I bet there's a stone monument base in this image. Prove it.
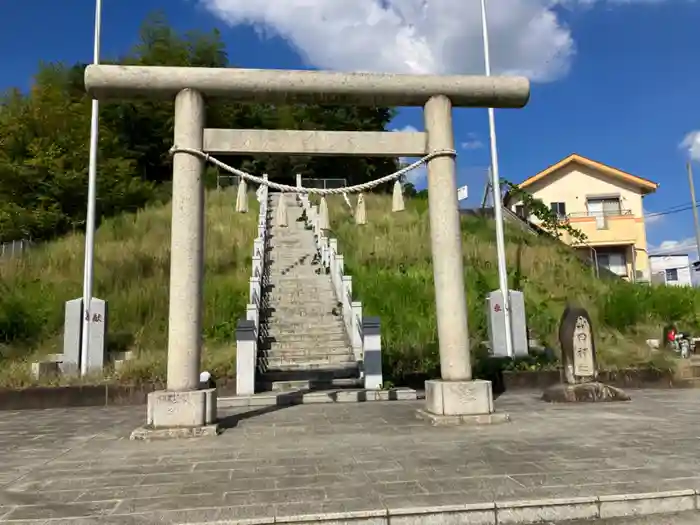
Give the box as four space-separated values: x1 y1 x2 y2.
130 388 219 441
542 382 631 403
416 379 510 426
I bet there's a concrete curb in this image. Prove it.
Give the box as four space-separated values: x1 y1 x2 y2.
219 388 419 408
179 489 699 525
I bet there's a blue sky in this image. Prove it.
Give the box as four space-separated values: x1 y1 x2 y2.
1 0 699 255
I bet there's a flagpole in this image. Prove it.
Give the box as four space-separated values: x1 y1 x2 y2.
80 0 103 376
480 0 514 359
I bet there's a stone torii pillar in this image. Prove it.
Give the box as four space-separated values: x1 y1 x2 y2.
84 64 530 436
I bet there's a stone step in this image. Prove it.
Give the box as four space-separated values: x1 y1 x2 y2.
268 332 347 343
269 286 335 294
271 293 336 301
268 299 338 307
272 293 337 300
273 298 338 305
266 378 362 393
260 358 358 371
266 332 348 342
271 298 339 305
271 308 340 317
266 318 345 328
264 353 354 364
269 276 330 282
270 279 331 284
269 255 320 261
265 345 352 356
268 319 343 328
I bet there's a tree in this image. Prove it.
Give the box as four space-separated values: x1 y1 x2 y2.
502 180 587 243
0 12 401 243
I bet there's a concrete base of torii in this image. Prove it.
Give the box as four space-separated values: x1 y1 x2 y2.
130 389 219 441
416 379 510 426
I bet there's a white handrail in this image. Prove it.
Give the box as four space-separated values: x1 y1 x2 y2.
248 183 269 333
238 181 270 396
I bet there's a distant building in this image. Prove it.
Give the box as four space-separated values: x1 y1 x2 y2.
649 254 693 287
504 153 659 282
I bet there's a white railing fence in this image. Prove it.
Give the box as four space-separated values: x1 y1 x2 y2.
236 180 269 395
0 239 33 259
298 192 383 389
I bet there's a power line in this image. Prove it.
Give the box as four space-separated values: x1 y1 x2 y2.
645 201 698 219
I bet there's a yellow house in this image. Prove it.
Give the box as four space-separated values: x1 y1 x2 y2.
506 154 659 281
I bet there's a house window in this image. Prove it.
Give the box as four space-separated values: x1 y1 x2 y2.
550 202 567 219
586 197 622 217
597 252 627 277
666 268 679 282
515 205 526 218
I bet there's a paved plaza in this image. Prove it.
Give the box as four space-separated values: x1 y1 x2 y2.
1 389 700 524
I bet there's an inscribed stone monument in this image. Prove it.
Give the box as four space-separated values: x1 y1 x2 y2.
542 305 630 403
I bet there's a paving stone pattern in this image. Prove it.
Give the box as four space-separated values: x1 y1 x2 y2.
1 390 700 523
261 194 357 374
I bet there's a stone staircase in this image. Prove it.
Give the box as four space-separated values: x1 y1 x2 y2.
257 193 360 391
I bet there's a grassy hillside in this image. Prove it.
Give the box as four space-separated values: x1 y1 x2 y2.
1 190 697 387
326 194 698 381
0 188 257 387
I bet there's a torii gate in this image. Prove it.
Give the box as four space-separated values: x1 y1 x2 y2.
84 64 530 437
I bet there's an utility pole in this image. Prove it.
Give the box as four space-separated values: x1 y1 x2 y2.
480 0 514 358
80 0 103 376
687 161 700 262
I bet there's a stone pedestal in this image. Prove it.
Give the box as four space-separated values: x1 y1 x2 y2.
130 388 219 440
416 379 509 426
542 382 631 403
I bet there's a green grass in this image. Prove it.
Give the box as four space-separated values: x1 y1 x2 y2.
1 190 697 388
323 193 697 382
0 188 257 387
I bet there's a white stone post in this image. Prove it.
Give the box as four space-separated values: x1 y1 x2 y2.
363 317 383 390
252 254 262 278
420 95 496 423
329 239 338 295
351 301 363 362
341 275 352 336
335 255 345 301
249 276 260 306
321 237 329 267
236 319 256 396
246 303 259 333
254 238 263 258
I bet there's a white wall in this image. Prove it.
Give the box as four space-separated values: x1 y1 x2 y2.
649 255 693 287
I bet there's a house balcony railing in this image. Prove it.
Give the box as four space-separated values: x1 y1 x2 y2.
566 209 635 231
567 209 634 219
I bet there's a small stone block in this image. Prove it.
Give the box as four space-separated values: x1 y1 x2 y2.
416 409 510 426
424 379 494 416
394 388 418 401
542 382 631 403
146 388 217 428
31 361 60 380
130 423 220 441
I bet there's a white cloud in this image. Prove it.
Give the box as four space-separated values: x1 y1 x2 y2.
650 237 698 256
393 125 420 133
391 126 426 184
680 131 700 161
462 132 484 150
201 0 677 82
644 208 663 225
